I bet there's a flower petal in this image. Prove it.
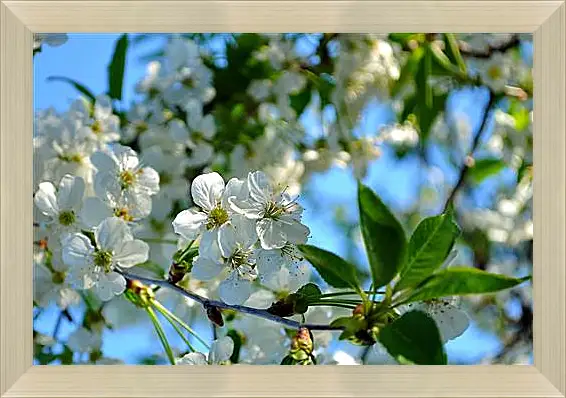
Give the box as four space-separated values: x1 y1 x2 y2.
191 256 224 281
256 219 286 250
34 182 59 218
209 336 234 364
136 167 160 196
176 352 208 365
172 209 207 240
94 271 126 301
79 197 113 229
91 151 118 174
95 217 133 252
57 174 85 211
191 172 224 211
218 273 252 305
62 233 95 267
247 171 271 204
114 239 150 268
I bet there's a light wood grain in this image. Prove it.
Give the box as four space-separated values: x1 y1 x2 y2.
3 366 564 398
0 2 33 396
0 0 565 397
2 1 560 32
533 3 566 395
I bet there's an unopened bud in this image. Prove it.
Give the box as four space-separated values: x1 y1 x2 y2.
205 304 224 327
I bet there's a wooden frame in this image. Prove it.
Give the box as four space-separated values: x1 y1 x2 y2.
1 1 564 397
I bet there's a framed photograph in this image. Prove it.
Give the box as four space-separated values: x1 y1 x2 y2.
1 1 564 397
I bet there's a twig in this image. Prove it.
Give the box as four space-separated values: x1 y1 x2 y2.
118 270 344 332
459 34 521 59
443 91 496 212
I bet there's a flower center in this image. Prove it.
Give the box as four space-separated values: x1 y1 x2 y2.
119 170 137 189
114 207 134 222
93 250 113 273
228 248 254 270
206 207 229 230
135 122 148 134
487 65 502 80
182 76 195 88
58 153 83 164
58 210 76 226
91 120 103 135
51 271 66 284
264 201 284 219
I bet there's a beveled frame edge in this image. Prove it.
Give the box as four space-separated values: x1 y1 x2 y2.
0 1 564 397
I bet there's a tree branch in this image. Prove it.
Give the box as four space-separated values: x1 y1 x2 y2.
443 91 496 212
459 34 521 59
118 270 344 332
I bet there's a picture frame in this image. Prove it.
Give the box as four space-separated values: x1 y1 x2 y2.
1 1 564 397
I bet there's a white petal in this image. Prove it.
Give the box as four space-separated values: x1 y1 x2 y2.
428 303 470 342
191 172 224 211
114 239 149 268
136 167 160 195
34 182 59 217
221 178 248 209
172 209 207 240
177 352 208 365
62 233 95 267
186 142 214 167
247 171 272 204
91 151 118 174
209 336 234 364
257 219 286 250
114 145 140 170
231 214 258 247
94 172 122 201
217 224 238 258
199 229 218 256
57 175 85 211
94 94 113 120
280 217 310 245
169 119 190 143
218 273 252 305
256 249 285 276
126 192 152 220
94 272 126 301
79 197 113 228
229 198 264 219
95 217 133 252
191 256 224 281
200 114 216 139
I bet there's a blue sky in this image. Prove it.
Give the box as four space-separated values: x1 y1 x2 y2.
34 34 509 364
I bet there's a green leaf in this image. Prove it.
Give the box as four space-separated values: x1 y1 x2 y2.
358 184 407 289
298 245 360 290
468 158 507 184
391 47 424 98
379 310 446 365
405 268 530 303
46 76 96 103
289 86 312 116
443 33 467 73
396 213 460 291
296 283 322 302
107 34 129 101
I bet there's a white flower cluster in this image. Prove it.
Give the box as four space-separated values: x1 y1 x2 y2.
34 95 161 302
172 171 310 305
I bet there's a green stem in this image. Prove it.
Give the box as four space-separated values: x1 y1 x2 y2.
152 300 210 350
143 238 179 245
145 306 176 365
152 301 196 353
310 302 357 310
319 290 385 299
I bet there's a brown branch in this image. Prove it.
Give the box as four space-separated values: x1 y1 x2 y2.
443 91 496 212
118 269 344 332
